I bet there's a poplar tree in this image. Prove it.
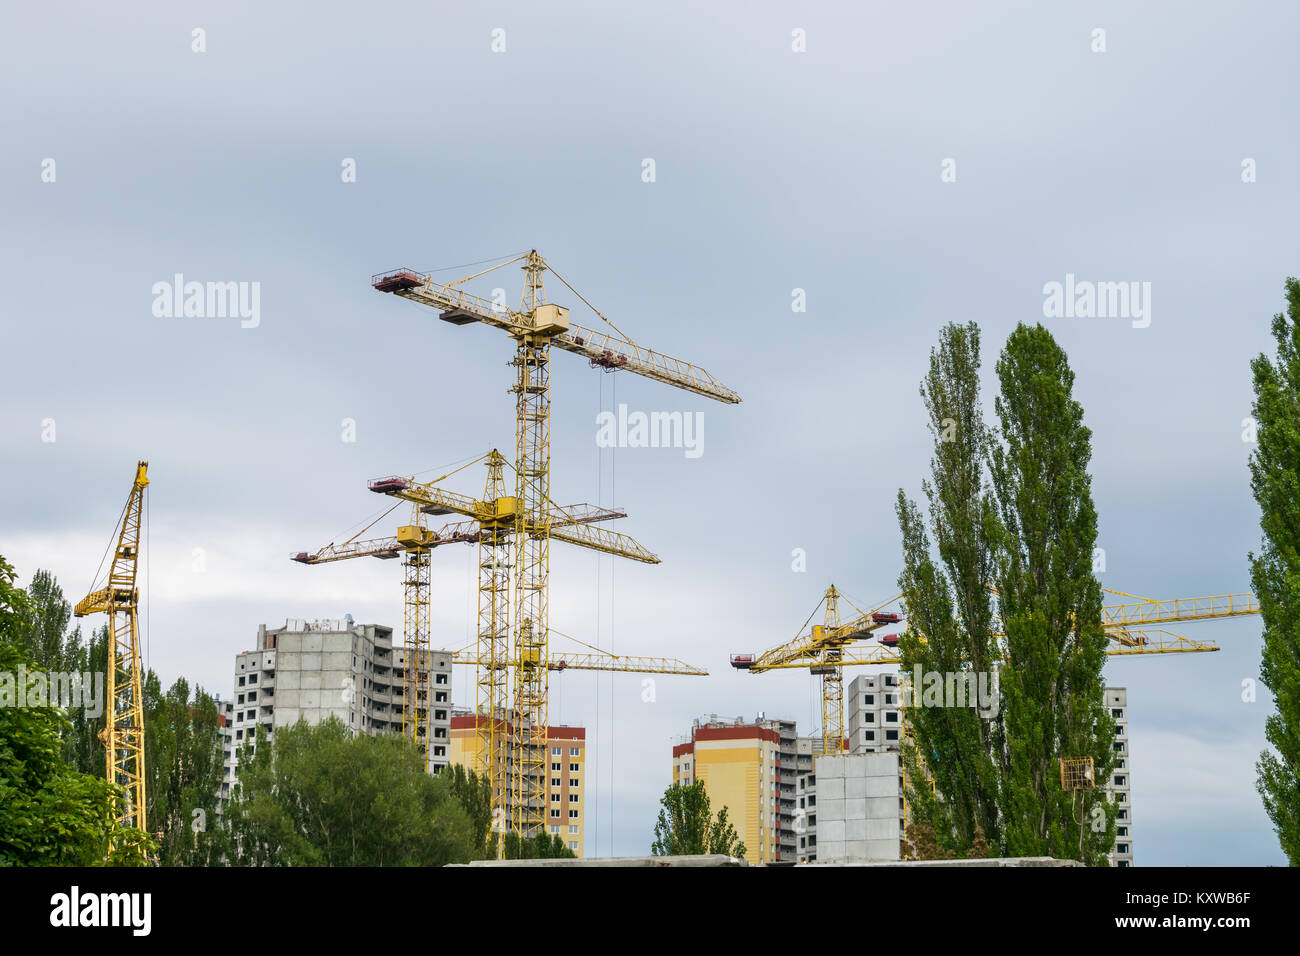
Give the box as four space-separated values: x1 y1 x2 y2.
988 323 1115 864
1247 277 1300 864
896 321 1001 856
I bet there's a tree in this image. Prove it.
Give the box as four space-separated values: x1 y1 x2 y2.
0 555 153 865
650 781 746 858
145 676 229 866
895 321 1003 857
499 827 575 860
1248 276 1300 864
0 635 126 864
223 717 476 866
988 323 1116 864
444 763 496 859
19 569 75 670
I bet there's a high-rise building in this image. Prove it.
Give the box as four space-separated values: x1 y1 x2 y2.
797 752 903 863
846 671 905 754
448 711 587 857
217 618 452 811
671 714 800 863
837 671 1132 866
1105 686 1133 867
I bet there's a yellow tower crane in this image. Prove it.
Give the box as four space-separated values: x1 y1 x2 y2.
292 503 477 768
372 253 740 841
74 461 150 836
735 585 1260 755
293 450 634 783
366 449 660 833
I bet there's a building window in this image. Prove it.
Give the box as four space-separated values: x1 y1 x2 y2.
238 676 245 687
435 674 447 684
885 711 898 722
550 809 561 819
1118 827 1128 837
569 746 580 756
568 842 578 851
864 694 874 705
1117 843 1129 853
569 810 579 819
550 826 560 834
248 691 257 701
569 778 579 789
552 747 561 756
865 731 875 741
1111 708 1123 718
248 674 257 684
551 778 560 788
569 793 578 803
237 694 245 705
886 730 899 741
864 713 875 723
569 825 579 834
1115 775 1126 786
569 762 579 772
551 793 560 803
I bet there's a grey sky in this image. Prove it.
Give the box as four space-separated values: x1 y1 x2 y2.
2 0 1295 863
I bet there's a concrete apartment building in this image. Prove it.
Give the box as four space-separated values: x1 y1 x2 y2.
846 672 905 754
797 752 903 863
1106 687 1134 867
448 711 587 857
797 673 1132 866
671 714 800 863
216 618 452 811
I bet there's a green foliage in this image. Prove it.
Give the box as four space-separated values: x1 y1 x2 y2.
499 827 576 860
988 323 1116 865
145 676 228 866
896 324 1117 865
19 569 74 670
444 763 496 859
0 637 119 865
223 717 476 866
895 321 1003 857
1248 277 1300 865
651 781 746 858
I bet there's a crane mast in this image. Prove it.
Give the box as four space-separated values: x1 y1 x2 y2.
74 461 149 836
372 250 740 845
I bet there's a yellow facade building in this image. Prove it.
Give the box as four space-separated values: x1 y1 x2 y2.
450 713 586 857
672 715 801 863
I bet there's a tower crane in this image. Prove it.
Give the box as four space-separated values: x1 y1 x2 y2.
372 252 740 840
74 461 149 836
291 502 476 769
366 449 659 830
296 450 627 785
734 584 1259 756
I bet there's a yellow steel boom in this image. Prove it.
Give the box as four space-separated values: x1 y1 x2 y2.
75 461 149 837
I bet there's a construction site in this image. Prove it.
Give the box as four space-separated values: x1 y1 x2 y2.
51 251 1269 868
3 7 1293 908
